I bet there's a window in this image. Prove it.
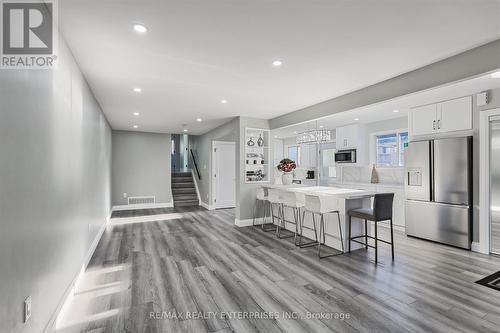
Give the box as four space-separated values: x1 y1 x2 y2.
287 146 300 165
320 147 337 178
376 131 408 167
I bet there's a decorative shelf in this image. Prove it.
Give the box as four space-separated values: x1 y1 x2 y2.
244 127 270 183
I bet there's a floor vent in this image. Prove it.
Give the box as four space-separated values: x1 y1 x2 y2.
128 196 156 205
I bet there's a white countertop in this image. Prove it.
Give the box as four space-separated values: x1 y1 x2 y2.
262 184 380 199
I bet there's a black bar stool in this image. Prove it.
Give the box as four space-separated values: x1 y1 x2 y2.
347 193 394 264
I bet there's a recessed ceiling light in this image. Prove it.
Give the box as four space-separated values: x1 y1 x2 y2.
133 125 138 129
319 125 324 128
183 129 188 132
491 71 500 78
133 87 142 93
133 112 140 116
293 131 298 134
354 118 359 121
272 59 283 67
274 135 278 138
196 118 202 122
132 23 148 33
393 109 400 113
220 99 228 104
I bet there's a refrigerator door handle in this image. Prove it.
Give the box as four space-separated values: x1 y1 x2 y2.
430 140 435 202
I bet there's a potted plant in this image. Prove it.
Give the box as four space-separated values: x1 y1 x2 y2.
277 158 296 185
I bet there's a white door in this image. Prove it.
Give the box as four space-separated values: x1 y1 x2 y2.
213 141 236 208
438 96 472 133
409 104 437 136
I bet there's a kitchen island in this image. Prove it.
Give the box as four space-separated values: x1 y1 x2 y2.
262 185 384 252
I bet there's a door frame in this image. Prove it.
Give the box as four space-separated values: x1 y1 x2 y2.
479 108 500 254
211 141 236 209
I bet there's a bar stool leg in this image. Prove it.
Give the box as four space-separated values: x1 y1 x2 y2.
374 221 378 265
390 218 394 261
336 212 344 253
293 207 300 246
348 215 351 253
298 210 319 248
252 199 259 227
275 204 283 237
262 200 268 225
317 213 324 258
365 219 368 249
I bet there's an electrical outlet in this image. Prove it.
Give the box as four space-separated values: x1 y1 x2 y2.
24 296 32 323
123 192 127 199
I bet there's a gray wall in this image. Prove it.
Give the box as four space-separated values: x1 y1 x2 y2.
112 131 172 206
189 118 238 206
473 88 500 242
0 39 112 332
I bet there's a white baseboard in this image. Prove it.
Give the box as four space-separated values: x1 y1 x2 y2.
200 201 215 210
471 241 487 254
235 218 258 227
111 201 174 211
46 211 111 333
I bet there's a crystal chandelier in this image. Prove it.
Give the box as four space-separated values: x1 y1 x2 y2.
296 129 332 144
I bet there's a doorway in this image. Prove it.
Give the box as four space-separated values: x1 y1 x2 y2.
212 141 236 208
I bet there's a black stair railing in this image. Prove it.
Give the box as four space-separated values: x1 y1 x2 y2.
190 149 201 180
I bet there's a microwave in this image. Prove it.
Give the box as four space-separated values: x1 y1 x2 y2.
335 149 356 163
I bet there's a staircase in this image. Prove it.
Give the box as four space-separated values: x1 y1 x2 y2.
172 172 199 207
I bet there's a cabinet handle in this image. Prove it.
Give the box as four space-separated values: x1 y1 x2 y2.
433 120 436 130
438 119 441 129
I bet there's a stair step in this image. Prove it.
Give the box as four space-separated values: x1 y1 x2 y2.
172 172 192 177
172 187 196 194
172 182 194 188
174 200 199 207
173 194 198 201
172 176 193 183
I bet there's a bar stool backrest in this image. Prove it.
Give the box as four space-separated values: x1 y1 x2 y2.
267 188 282 204
305 194 321 213
373 193 394 221
256 187 266 200
295 192 306 208
281 191 299 207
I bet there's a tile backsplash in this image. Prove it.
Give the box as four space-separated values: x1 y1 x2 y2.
340 165 404 185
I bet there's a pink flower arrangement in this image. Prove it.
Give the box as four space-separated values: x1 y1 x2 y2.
277 158 296 173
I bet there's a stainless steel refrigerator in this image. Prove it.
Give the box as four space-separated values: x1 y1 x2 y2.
405 137 472 249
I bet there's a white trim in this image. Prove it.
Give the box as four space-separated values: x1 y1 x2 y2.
235 218 256 227
200 201 215 210
47 210 112 333
479 108 500 254
471 242 482 253
191 169 202 205
111 202 173 211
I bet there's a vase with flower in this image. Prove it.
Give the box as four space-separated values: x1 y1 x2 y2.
277 158 296 185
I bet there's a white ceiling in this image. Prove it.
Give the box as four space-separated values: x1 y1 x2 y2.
59 0 500 135
272 73 500 139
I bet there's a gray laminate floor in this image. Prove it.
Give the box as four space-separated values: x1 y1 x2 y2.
56 207 500 333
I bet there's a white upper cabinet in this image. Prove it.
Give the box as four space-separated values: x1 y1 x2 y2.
335 124 364 150
409 104 437 136
409 96 472 137
438 96 472 133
